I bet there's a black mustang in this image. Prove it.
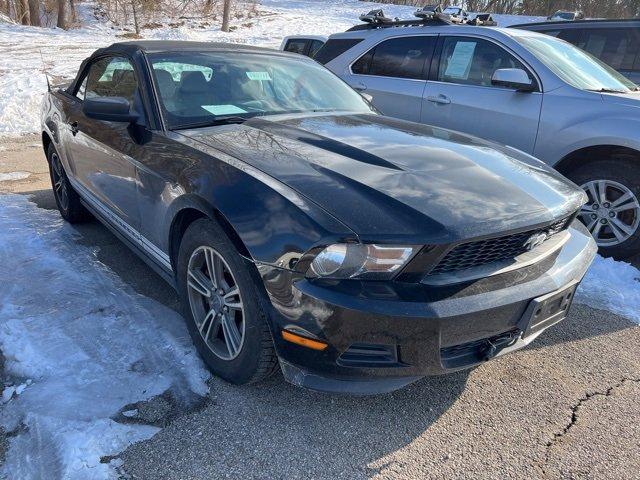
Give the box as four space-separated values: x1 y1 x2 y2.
41 41 596 394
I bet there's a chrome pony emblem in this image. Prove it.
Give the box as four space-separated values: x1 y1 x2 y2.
524 232 547 251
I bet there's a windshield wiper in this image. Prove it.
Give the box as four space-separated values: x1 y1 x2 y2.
586 88 628 93
173 116 253 131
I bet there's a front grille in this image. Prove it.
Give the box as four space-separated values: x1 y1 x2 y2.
429 216 571 276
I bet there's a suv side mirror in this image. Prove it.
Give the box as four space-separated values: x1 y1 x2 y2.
82 96 139 123
491 68 535 92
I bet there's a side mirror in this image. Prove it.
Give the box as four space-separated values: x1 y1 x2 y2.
491 68 535 92
82 96 138 123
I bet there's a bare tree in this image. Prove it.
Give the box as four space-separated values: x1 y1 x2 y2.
57 0 66 28
221 0 231 32
69 0 77 23
131 0 139 34
28 0 39 26
15 0 30 24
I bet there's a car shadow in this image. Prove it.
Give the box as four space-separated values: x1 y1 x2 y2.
21 188 180 311
122 366 472 478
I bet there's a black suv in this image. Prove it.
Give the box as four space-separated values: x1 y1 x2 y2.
512 19 640 84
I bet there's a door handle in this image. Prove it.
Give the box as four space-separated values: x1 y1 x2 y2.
69 121 79 136
353 82 367 92
426 95 451 105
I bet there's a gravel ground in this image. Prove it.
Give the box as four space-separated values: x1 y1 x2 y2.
1 135 639 479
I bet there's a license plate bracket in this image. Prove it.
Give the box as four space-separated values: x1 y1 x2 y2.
520 283 577 338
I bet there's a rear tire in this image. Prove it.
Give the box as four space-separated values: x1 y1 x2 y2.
567 156 640 260
46 143 91 223
176 218 278 384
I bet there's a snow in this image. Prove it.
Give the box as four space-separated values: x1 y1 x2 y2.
576 254 640 324
0 171 31 181
0 194 210 480
0 0 542 136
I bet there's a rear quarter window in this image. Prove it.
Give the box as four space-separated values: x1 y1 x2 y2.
314 38 363 65
351 36 435 80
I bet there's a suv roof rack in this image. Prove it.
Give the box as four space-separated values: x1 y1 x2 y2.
347 8 452 31
467 13 497 26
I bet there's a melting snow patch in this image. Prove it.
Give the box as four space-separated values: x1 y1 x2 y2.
576 254 640 324
0 171 30 182
0 194 209 480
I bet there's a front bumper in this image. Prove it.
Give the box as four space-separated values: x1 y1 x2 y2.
258 221 597 394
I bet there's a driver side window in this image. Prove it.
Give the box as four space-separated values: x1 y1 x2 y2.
437 37 530 88
78 56 139 103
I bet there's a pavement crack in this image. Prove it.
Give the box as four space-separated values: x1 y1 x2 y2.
545 377 640 459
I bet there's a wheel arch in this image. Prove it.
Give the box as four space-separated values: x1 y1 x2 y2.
42 131 53 160
167 196 252 274
554 144 640 176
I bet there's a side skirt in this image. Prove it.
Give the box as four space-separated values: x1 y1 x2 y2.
67 177 177 290
80 199 177 289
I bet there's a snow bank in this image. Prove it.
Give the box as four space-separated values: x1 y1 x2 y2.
0 195 209 479
0 0 541 136
576 255 640 324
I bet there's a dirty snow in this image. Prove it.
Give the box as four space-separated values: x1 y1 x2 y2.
0 171 30 181
0 195 209 479
576 254 640 324
0 0 543 136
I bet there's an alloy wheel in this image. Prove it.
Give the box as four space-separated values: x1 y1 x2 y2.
186 246 245 360
579 179 640 246
51 152 70 211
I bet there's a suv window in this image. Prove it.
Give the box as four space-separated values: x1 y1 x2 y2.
352 36 435 80
314 38 363 65
284 39 308 55
81 56 139 103
308 40 324 58
437 37 529 87
577 28 640 71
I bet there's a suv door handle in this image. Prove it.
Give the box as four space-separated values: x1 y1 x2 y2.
426 95 451 105
353 82 367 92
69 121 79 136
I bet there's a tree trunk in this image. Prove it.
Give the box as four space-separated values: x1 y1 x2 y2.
16 0 30 24
69 0 77 23
28 0 39 26
57 0 66 29
221 0 231 32
131 0 139 35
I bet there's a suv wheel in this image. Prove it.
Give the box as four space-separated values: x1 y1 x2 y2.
176 219 278 384
47 143 91 223
569 157 640 259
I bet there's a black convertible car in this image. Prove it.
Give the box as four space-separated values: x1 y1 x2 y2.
41 41 596 394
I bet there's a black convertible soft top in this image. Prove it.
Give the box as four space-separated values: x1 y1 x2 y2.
94 40 280 57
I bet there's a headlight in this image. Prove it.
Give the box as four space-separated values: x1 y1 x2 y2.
307 244 417 280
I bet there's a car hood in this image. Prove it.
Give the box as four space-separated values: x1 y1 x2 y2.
600 90 640 108
180 113 585 244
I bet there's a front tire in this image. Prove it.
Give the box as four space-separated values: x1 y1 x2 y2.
46 143 91 223
176 219 278 384
568 157 640 259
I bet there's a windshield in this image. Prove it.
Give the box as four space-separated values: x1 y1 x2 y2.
148 51 373 129
551 12 574 20
444 7 461 14
516 34 637 92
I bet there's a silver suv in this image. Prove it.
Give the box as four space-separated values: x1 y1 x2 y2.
309 19 640 259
